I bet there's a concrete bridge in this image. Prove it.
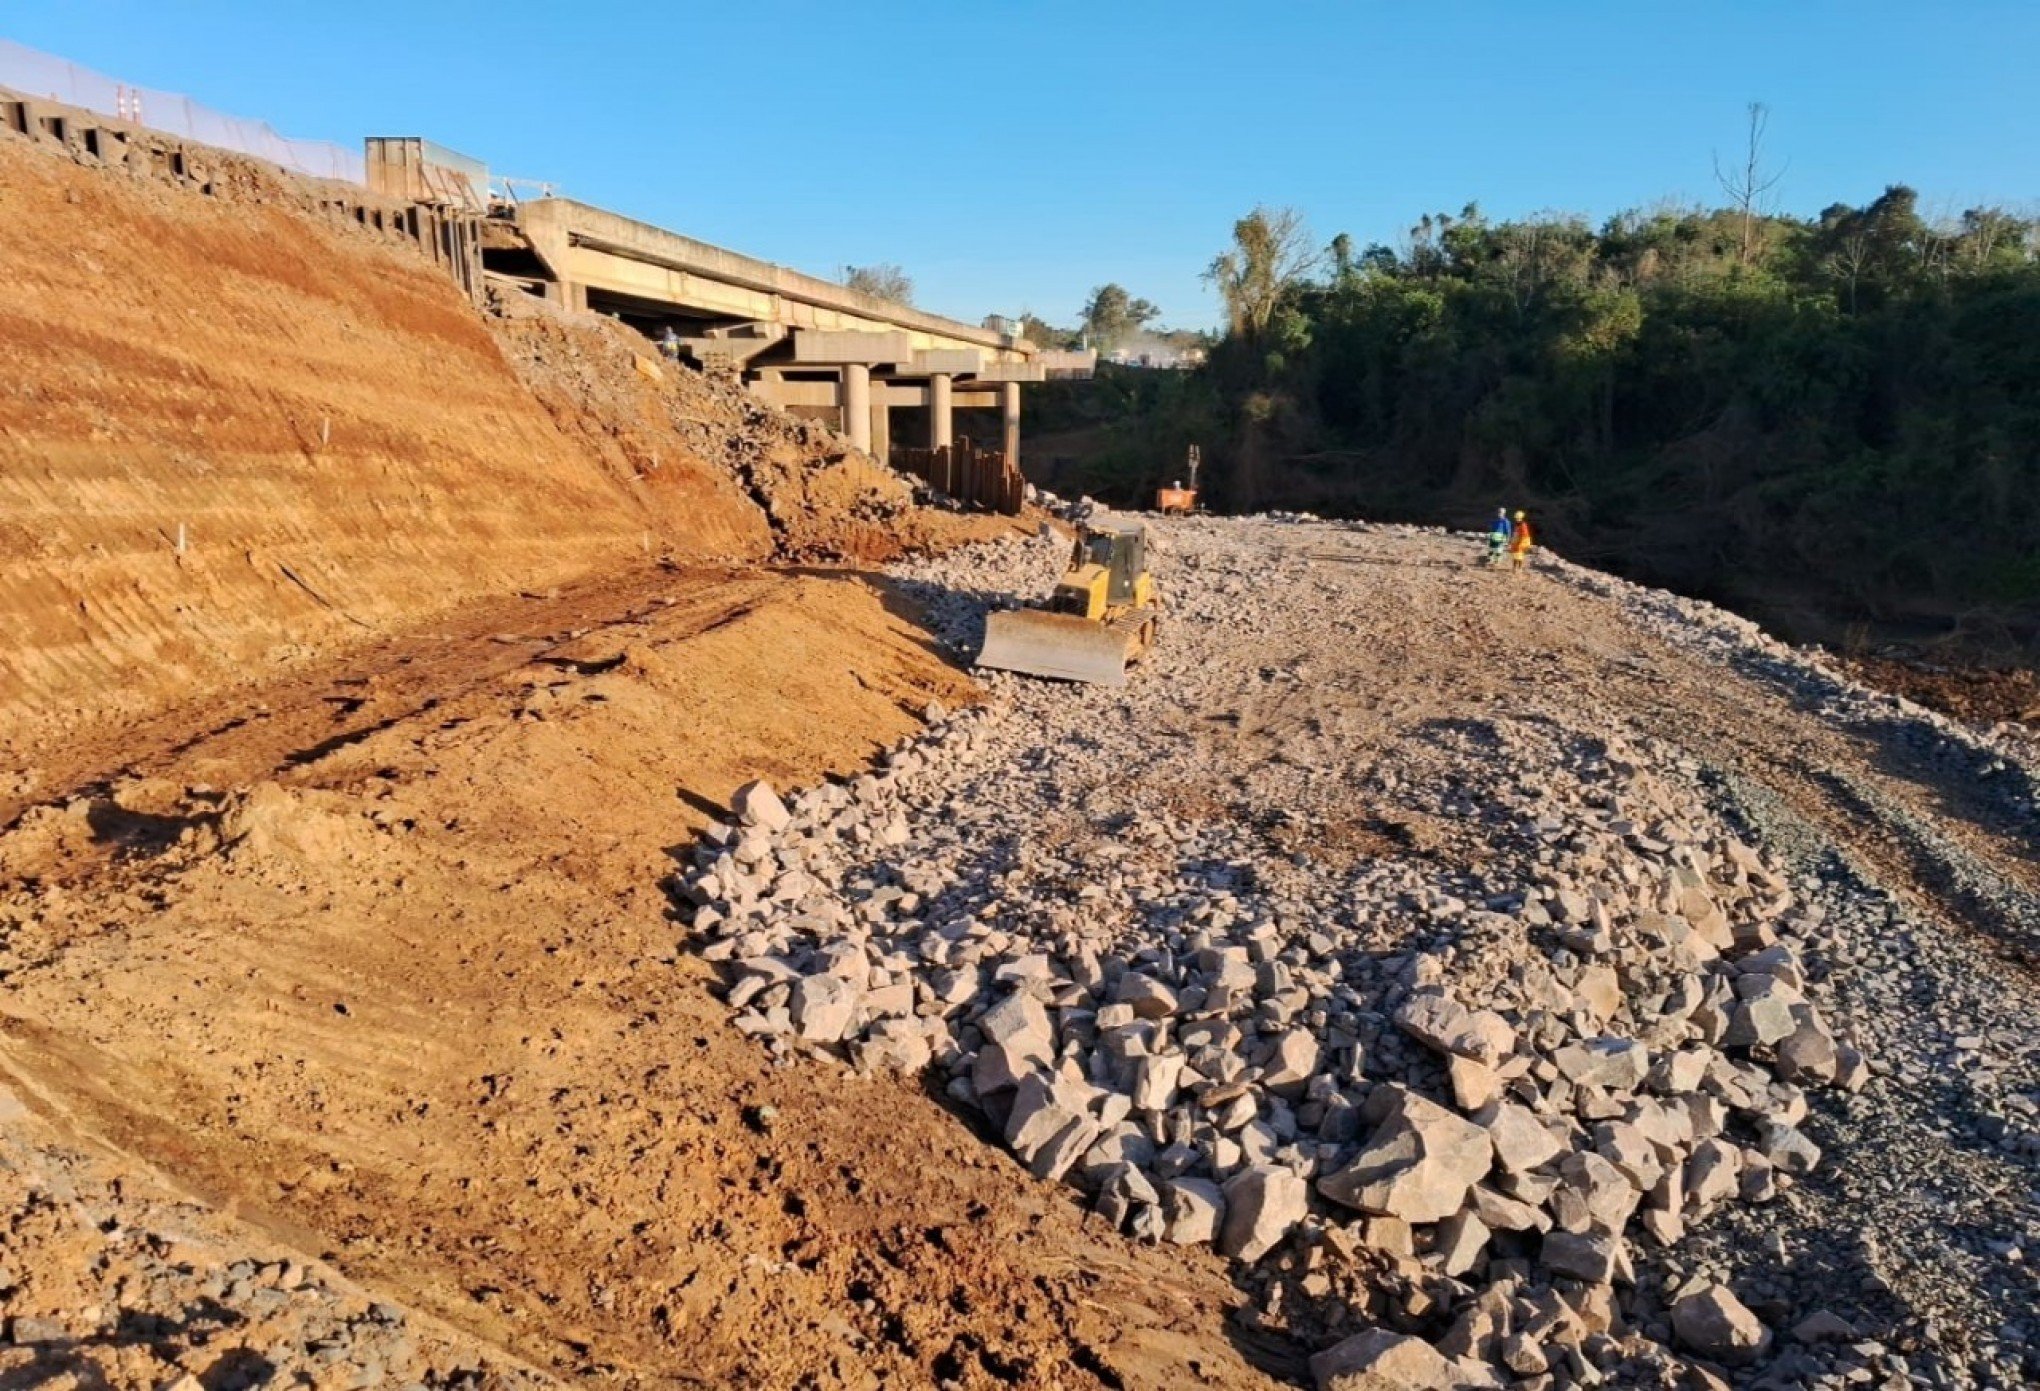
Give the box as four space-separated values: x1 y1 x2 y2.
484 197 1092 462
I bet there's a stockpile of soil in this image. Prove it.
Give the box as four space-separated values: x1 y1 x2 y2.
487 293 995 565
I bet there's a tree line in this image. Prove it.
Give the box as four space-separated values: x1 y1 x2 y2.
1065 185 2039 655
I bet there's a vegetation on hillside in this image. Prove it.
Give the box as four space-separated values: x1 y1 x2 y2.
1043 189 2040 654
995 296 1209 359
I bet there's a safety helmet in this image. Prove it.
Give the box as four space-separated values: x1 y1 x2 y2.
1513 510 1526 520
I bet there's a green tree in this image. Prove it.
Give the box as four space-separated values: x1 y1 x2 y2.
1063 188 2040 655
1079 283 1161 352
1204 206 1318 341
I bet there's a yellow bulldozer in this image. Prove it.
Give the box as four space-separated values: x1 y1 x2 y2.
976 520 1160 687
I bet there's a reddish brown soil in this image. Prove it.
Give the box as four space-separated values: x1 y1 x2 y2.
0 567 1287 1390
0 130 1283 1389
0 131 994 782
1840 654 2040 728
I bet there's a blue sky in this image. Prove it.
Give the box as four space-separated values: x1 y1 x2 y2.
8 3 2037 329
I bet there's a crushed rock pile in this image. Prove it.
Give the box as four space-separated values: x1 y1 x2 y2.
675 518 2040 1389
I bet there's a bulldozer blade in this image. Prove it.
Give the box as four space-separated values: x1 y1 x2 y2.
976 609 1133 687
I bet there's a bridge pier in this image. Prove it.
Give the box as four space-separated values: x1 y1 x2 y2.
841 364 873 453
543 278 587 312
1001 381 1021 467
870 392 892 461
928 372 953 450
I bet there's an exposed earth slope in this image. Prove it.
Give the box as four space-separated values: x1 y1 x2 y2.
0 129 950 790
4 98 2039 1391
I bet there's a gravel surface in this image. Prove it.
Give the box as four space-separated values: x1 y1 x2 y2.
684 515 2040 1389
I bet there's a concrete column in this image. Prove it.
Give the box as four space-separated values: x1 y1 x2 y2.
869 395 891 462
1000 380 1022 465
841 363 872 452
928 372 954 449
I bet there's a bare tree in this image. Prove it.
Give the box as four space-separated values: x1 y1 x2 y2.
842 263 914 306
1204 206 1319 338
1714 102 1787 267
1828 228 1872 313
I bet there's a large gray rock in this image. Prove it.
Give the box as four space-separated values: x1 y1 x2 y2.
1684 1138 1742 1211
1162 1177 1226 1246
1309 1328 1459 1390
971 1040 1036 1097
1447 1055 1503 1111
1672 1283 1771 1365
1003 1075 1098 1182
1757 1120 1822 1176
790 974 860 1042
1476 1101 1563 1174
855 1018 930 1072
1468 1183 1549 1233
1432 1209 1491 1278
1394 990 1512 1064
1776 1008 1839 1084
1554 1037 1650 1091
731 779 790 831
1317 1086 1495 1223
1131 1053 1185 1111
1116 971 1180 1019
1262 1029 1321 1092
1551 1150 1641 1234
978 990 1055 1066
1218 1165 1308 1263
1723 977 1798 1049
1540 1229 1629 1284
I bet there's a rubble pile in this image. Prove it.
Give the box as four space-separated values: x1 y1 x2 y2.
674 518 2039 1388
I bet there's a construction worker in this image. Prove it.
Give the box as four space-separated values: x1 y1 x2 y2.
1485 508 1512 567
1509 509 1535 572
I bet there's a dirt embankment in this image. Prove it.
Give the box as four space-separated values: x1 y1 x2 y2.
0 129 982 791
0 122 1278 1391
0 563 1281 1390
1837 655 2040 729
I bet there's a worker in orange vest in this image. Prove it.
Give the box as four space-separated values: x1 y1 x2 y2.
1509 510 1535 572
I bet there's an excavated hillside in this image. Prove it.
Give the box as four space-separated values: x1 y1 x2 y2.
6 102 2038 1391
0 127 960 800
0 121 1286 1391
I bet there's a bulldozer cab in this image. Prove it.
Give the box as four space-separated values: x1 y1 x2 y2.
1061 524 1146 609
